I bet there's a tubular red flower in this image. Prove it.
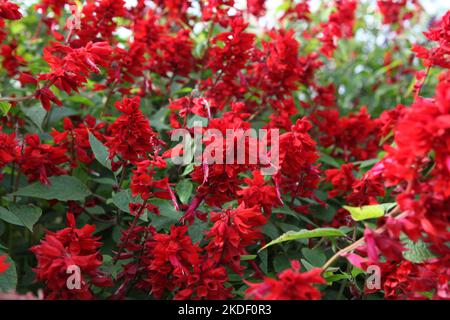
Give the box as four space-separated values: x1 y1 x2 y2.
31 213 111 299
105 96 162 166
0 255 9 274
246 261 325 300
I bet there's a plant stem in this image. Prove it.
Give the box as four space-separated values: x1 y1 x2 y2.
113 199 148 265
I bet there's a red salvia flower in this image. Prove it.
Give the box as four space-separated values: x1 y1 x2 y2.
246 260 325 300
174 259 233 300
31 213 111 299
105 96 162 166
412 11 450 69
1 41 26 76
0 127 19 170
237 170 281 215
205 204 266 274
0 255 9 273
51 116 106 167
20 134 68 185
141 225 201 298
0 1 22 20
276 118 320 201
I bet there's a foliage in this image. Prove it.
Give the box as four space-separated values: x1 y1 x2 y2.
0 0 448 300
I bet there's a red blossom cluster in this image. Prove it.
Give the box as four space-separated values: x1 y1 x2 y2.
0 255 8 273
0 0 448 301
31 213 111 299
245 260 325 300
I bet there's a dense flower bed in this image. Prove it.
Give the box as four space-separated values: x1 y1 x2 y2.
0 0 448 300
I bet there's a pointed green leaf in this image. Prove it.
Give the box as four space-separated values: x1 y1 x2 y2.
112 190 147 221
0 102 11 117
343 204 385 221
259 228 346 252
12 175 91 201
88 131 112 170
0 204 42 231
240 255 257 261
176 179 193 204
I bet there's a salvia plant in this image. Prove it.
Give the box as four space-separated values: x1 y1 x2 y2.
0 0 448 300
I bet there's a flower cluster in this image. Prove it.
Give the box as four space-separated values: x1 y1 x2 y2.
245 261 325 300
30 213 111 299
0 0 448 301
0 255 8 273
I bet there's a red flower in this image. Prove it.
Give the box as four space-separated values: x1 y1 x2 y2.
174 259 233 300
237 170 281 215
31 213 111 299
312 106 381 162
1 41 26 76
130 160 169 201
363 228 405 263
51 116 106 167
39 41 112 103
105 96 162 166
151 29 195 79
377 0 418 30
247 0 266 17
35 87 62 111
0 127 19 170
142 225 201 298
0 1 22 20
0 255 9 273
277 118 320 201
208 17 254 84
190 111 256 207
319 0 357 57
74 0 126 46
246 260 325 300
20 134 68 185
412 11 450 69
205 204 266 274
325 163 356 198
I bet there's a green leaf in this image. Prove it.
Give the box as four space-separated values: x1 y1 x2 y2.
150 199 182 231
319 152 341 168
22 105 46 130
188 218 207 243
380 202 397 212
176 179 193 204
181 163 194 176
240 255 257 261
0 204 42 231
67 95 95 107
301 259 316 271
150 107 169 131
274 255 290 273
0 253 17 292
301 248 326 267
259 228 346 252
324 273 351 283
272 206 319 227
48 106 78 123
0 102 11 117
403 239 436 263
88 131 112 170
111 190 148 222
343 204 385 221
111 190 133 213
12 175 91 201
